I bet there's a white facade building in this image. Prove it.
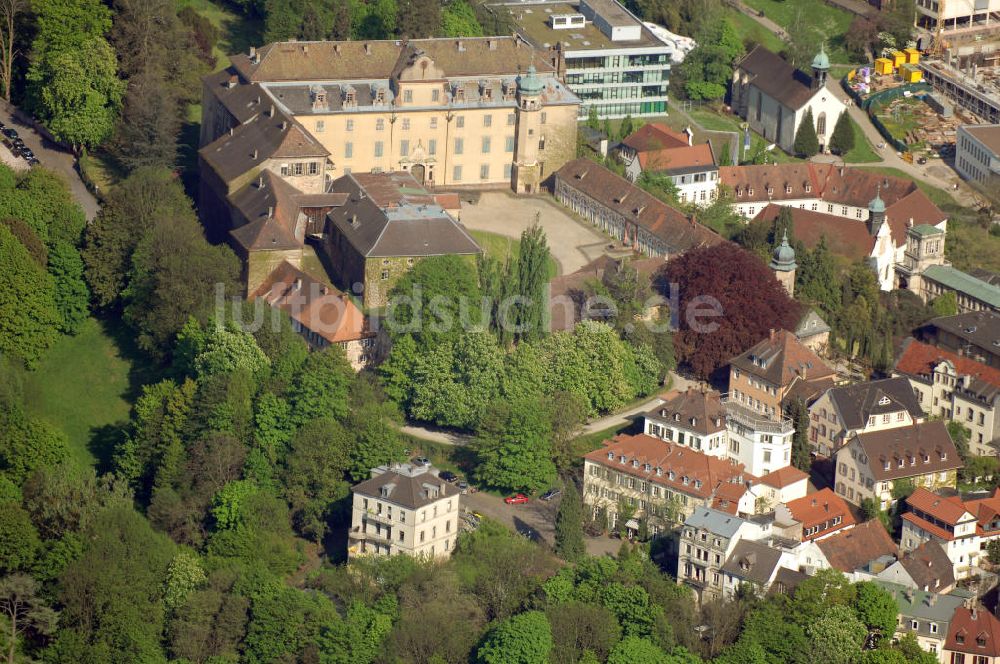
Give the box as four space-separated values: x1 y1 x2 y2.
955 124 1000 191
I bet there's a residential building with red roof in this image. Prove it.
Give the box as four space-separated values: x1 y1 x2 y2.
582 433 752 534
252 261 375 370
900 488 980 580
728 329 837 421
817 520 899 577
944 606 1000 664
895 337 1000 457
775 488 856 542
755 465 809 511
617 123 719 207
964 488 1000 544
643 386 795 478
834 420 961 509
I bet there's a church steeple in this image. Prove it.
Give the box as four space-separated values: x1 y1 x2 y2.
770 230 797 296
811 44 830 89
867 185 886 236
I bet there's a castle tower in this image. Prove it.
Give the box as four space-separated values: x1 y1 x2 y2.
867 187 886 236
811 45 830 89
512 65 544 194
770 230 797 297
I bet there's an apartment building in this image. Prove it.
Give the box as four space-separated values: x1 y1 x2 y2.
618 123 719 206
582 433 752 533
880 582 966 661
774 488 855 543
808 377 925 457
643 387 793 479
895 338 1000 457
816 520 899 579
834 420 962 509
944 606 1000 664
955 124 1000 191
875 541 956 595
728 329 837 421
900 488 981 580
921 311 1000 370
348 463 461 560
492 0 673 118
720 539 798 600
676 507 772 602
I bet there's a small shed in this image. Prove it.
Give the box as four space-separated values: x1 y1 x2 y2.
874 58 894 75
903 47 920 64
890 50 906 67
900 64 923 83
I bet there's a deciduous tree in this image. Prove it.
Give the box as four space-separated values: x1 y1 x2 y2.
0 573 58 664
0 225 60 365
477 610 553 664
475 396 556 492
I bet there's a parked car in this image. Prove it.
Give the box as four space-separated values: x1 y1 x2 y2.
438 471 458 483
539 488 561 501
504 493 529 505
8 144 20 158
2 127 18 140
411 456 430 467
457 481 469 494
20 147 34 160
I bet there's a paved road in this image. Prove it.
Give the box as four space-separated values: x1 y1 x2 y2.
583 370 703 434
0 105 99 220
463 490 560 546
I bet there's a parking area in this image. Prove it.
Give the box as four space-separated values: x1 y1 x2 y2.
462 490 561 546
0 141 27 171
459 191 613 275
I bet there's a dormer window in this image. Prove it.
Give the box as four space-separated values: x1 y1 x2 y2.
682 476 689 485
481 81 493 102
766 186 774 196
735 186 742 197
643 463 651 471
694 480 702 489
784 184 792 194
748 187 754 196
655 467 662 476
674 413 680 422
978 636 987 647
897 457 904 468
668 471 676 480
453 85 465 102
804 183 812 193
922 454 930 463
957 633 966 645
879 396 891 405
374 87 386 105
608 451 614 460
342 86 356 107
883 459 890 471
619 455 626 464
632 459 639 468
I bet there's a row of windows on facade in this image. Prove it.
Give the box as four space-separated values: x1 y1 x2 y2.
314 112 547 134
587 485 684 514
575 85 670 101
732 369 778 395
959 134 994 167
364 520 453 545
587 463 697 499
361 497 454 521
737 202 865 219
340 136 524 159
920 383 989 427
646 423 725 452
804 516 842 537
566 70 669 85
566 53 672 70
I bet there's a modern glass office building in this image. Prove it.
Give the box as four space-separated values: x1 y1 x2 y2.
492 0 674 119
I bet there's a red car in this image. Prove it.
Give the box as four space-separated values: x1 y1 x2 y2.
504 493 529 505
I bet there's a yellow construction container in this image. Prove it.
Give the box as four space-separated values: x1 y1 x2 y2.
900 64 923 83
891 50 906 67
904 47 920 64
874 58 894 75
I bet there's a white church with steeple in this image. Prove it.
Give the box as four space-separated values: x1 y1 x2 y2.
731 44 847 154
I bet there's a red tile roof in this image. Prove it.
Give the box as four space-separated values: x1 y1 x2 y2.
752 204 875 262
622 123 690 152
896 338 1000 390
720 164 947 246
711 480 750 515
901 512 957 542
758 465 809 489
816 519 898 572
730 329 837 388
638 143 716 173
583 433 748 500
783 488 856 540
252 261 371 344
906 487 972 526
962 489 1000 537
946 607 1000 656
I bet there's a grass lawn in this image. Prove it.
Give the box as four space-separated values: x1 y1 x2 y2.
177 0 263 72
470 230 559 277
723 8 785 53
740 0 854 63
842 118 881 164
23 317 146 469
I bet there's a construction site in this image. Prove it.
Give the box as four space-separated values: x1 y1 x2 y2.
913 0 1000 124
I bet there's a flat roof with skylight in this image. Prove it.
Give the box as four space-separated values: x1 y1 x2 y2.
492 0 664 52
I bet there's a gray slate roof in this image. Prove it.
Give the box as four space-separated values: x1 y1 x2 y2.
684 507 746 539
720 540 783 585
877 581 966 622
351 466 458 510
826 377 924 431
736 45 819 111
326 172 481 258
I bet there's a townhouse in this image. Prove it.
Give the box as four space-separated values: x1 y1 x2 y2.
879 582 967 661
774 488 856 542
900 488 981 580
582 433 752 534
834 420 962 509
922 311 1000 369
875 541 956 595
808 377 925 458
817 520 900 580
895 337 1000 457
676 507 772 602
617 123 719 206
944 606 1000 664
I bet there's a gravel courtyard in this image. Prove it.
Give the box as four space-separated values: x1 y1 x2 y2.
459 191 614 274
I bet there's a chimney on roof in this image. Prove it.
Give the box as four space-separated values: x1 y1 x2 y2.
267 205 274 217
364 43 372 55
770 328 776 341
227 74 237 89
249 46 256 58
908 218 914 228
281 120 287 130
457 39 465 51
257 175 264 188
269 104 274 117
334 43 341 54
488 38 497 50
228 127 234 137
252 149 258 159
302 44 308 53
293 277 302 290
973 607 979 620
